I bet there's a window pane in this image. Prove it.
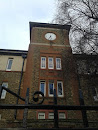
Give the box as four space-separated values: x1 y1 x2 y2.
58 83 62 95
49 82 54 95
8 60 13 69
1 83 8 99
40 81 45 95
41 57 46 68
6 59 13 70
56 58 61 69
38 112 45 119
93 88 98 101
57 82 63 96
49 113 54 119
48 57 54 69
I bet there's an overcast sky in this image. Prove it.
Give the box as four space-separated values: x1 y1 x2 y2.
0 0 56 50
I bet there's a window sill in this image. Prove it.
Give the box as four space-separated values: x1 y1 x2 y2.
0 98 5 99
40 68 62 71
6 69 11 71
40 68 46 70
39 96 65 99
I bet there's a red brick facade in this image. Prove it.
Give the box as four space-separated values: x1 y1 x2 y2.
18 22 80 120
0 22 98 128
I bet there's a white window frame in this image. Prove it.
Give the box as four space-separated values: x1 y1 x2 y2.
6 58 13 71
48 57 54 69
56 58 61 70
40 81 46 96
57 81 63 97
59 112 66 119
41 57 46 69
49 112 54 119
49 82 54 97
1 82 8 99
38 112 45 119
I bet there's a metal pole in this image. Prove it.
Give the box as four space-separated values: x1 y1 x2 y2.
14 55 26 119
23 88 29 128
1 86 25 102
54 89 58 128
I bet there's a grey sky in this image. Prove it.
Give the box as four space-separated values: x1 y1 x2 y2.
0 0 56 50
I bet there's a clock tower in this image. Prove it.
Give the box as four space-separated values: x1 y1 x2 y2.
19 22 80 120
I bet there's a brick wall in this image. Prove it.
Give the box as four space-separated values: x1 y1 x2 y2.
0 71 25 121
1 24 98 128
18 26 81 121
78 75 98 120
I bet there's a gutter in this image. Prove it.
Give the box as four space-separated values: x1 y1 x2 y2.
14 55 27 119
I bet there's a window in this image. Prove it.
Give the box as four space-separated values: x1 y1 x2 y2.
40 81 46 96
59 112 66 119
92 87 98 101
49 81 54 96
41 57 46 69
38 112 45 119
49 112 54 119
1 82 8 99
56 58 61 70
48 57 54 69
6 58 13 70
57 81 63 97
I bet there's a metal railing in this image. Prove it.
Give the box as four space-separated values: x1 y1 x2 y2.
0 86 98 129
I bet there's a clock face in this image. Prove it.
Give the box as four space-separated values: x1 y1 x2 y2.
45 33 56 41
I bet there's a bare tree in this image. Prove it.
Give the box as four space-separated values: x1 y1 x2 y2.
53 1 98 102
54 0 98 54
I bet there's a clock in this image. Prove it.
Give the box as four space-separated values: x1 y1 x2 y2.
45 33 56 41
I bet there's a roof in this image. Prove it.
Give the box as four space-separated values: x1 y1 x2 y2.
73 54 98 60
0 49 28 56
29 22 71 40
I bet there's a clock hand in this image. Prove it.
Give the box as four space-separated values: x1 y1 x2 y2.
48 35 52 40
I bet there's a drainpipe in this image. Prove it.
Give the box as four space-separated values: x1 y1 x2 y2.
14 54 27 119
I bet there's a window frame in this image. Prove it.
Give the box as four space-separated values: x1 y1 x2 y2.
40 81 46 96
48 57 54 69
6 58 13 71
48 81 54 97
1 82 8 99
56 58 62 70
57 81 63 97
38 112 45 119
41 57 46 69
49 112 54 119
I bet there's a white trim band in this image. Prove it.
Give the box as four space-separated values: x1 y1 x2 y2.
30 42 70 47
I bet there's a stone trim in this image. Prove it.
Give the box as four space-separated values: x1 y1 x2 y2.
30 42 70 47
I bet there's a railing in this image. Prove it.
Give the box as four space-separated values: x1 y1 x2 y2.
0 86 98 129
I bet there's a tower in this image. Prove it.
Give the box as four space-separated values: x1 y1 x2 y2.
19 22 80 122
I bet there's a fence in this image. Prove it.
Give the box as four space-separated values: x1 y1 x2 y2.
0 86 98 129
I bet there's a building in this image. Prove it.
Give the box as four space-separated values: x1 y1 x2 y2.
0 49 27 128
0 22 98 128
74 54 98 122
